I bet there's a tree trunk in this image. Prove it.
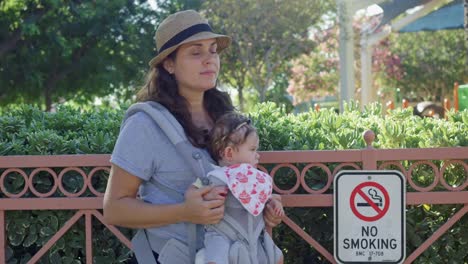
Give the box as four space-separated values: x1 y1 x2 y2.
42 36 97 111
259 87 266 102
0 30 22 58
45 87 52 112
237 86 244 112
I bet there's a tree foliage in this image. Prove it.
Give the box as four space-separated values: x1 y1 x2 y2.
288 13 466 106
153 0 203 17
287 15 393 106
377 30 467 102
287 23 340 105
0 0 156 110
203 0 335 106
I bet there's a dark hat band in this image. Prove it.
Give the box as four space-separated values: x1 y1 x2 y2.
158 23 213 54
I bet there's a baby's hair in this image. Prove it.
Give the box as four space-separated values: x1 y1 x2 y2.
208 112 257 162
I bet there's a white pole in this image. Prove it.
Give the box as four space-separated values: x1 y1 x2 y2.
337 0 355 111
360 35 373 107
360 27 391 107
359 0 446 107
465 0 468 67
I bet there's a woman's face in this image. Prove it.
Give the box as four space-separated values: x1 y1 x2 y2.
164 38 220 95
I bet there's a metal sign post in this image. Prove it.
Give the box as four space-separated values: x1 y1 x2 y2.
334 170 406 263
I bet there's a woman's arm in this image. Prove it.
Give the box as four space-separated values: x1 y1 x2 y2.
103 164 225 228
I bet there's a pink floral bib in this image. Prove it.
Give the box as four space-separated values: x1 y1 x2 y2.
209 163 273 216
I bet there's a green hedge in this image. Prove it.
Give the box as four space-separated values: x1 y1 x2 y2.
0 103 467 263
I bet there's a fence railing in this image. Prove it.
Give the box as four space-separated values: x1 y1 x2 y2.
0 132 467 263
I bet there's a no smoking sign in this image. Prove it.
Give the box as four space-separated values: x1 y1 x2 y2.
350 181 390 222
334 171 406 264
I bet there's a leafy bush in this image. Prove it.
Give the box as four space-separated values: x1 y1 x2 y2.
1 103 467 263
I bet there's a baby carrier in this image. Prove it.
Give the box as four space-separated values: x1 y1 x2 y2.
125 102 281 264
201 168 281 264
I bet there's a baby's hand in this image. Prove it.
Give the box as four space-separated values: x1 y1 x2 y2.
203 185 228 201
269 197 285 217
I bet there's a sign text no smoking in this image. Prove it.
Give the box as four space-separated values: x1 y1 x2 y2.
334 170 406 264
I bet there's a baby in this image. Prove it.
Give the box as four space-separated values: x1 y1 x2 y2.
199 112 284 264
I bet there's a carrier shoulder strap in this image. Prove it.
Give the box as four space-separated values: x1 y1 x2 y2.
125 101 206 264
125 101 185 144
125 101 211 182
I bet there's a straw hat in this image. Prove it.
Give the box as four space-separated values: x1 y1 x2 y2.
149 10 231 67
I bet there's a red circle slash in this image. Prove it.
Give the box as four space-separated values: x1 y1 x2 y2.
350 181 390 222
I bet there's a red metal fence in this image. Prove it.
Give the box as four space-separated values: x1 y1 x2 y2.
0 132 467 263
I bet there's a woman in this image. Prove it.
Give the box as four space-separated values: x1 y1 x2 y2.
103 10 282 264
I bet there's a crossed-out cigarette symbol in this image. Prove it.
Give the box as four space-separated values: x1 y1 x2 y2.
357 188 383 207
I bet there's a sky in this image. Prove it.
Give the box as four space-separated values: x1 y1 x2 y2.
148 0 158 10
357 4 384 16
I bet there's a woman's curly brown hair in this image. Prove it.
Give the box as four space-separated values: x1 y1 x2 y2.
136 52 234 148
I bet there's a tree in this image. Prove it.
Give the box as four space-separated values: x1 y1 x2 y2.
287 24 340 105
203 0 335 105
153 0 203 17
215 34 250 111
0 0 156 110
379 30 466 102
287 14 405 106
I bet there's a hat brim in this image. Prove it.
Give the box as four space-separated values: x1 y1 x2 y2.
149 32 231 67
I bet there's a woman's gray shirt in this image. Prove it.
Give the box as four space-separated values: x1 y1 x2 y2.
110 111 214 243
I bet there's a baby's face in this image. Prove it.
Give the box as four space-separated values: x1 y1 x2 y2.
230 132 260 166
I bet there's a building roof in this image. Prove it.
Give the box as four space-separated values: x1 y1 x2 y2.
399 0 464 32
375 0 463 32
377 0 429 28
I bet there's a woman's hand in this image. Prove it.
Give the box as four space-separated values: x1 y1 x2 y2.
263 194 283 228
183 185 226 225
